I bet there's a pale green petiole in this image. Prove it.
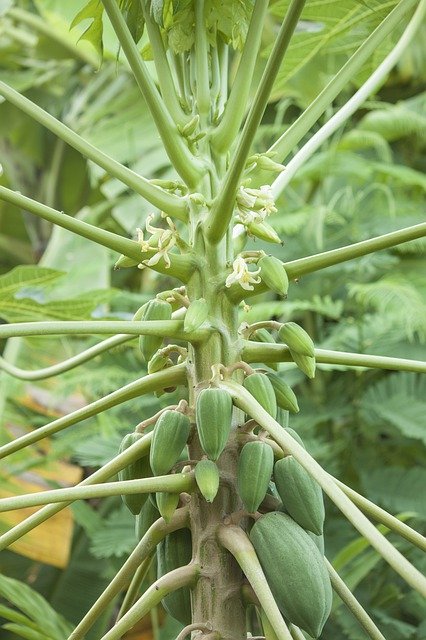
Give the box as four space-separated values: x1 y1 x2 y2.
266 0 419 166
0 431 154 550
272 0 426 197
210 0 270 152
0 475 194 512
98 565 200 640
243 343 426 374
100 0 204 187
218 524 293 640
67 508 189 640
220 380 426 598
0 364 186 460
226 222 426 301
325 559 386 640
0 186 193 280
0 83 188 218
206 0 307 243
0 320 209 342
0 334 134 381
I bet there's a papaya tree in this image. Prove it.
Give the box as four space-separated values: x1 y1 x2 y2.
0 1 426 639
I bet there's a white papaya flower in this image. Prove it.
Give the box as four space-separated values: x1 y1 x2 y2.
225 256 261 291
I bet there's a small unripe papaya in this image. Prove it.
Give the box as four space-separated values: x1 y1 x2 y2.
258 255 289 297
291 350 316 379
278 322 315 358
138 299 172 362
243 372 277 418
237 441 274 513
150 410 191 476
195 459 220 503
135 498 159 540
157 528 192 625
195 388 233 460
266 372 299 413
156 491 179 523
274 456 325 535
118 433 152 515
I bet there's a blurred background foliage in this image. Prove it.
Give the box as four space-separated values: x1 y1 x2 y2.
0 1 425 638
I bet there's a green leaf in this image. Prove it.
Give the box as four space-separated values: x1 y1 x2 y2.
360 467 426 519
0 266 64 296
70 0 104 61
0 574 74 640
360 373 426 444
89 505 136 558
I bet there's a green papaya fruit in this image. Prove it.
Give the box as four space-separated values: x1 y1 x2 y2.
156 491 179 523
243 372 277 418
195 388 233 460
290 350 316 379
266 372 299 413
274 456 325 535
250 512 332 638
157 528 192 625
139 299 172 362
184 298 208 333
118 433 152 515
237 441 274 513
150 410 191 476
278 322 315 357
195 459 220 503
135 498 159 540
258 255 289 297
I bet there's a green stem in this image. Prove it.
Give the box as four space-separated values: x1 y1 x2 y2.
211 0 270 152
194 0 210 118
7 7 98 67
101 0 203 187
325 559 386 640
0 334 134 381
284 222 426 279
205 0 306 243
272 0 426 197
0 364 186 460
0 186 193 279
0 84 187 218
140 1 188 126
220 380 426 598
217 525 293 640
289 626 305 640
227 222 426 300
266 0 419 166
0 431 154 550
116 556 152 621
0 475 194 512
0 320 210 342
98 565 200 640
243 342 426 374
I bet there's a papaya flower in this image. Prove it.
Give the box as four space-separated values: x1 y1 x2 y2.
137 214 178 269
235 185 277 226
225 256 261 291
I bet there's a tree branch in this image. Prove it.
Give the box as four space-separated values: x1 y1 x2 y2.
0 83 188 218
205 0 306 243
